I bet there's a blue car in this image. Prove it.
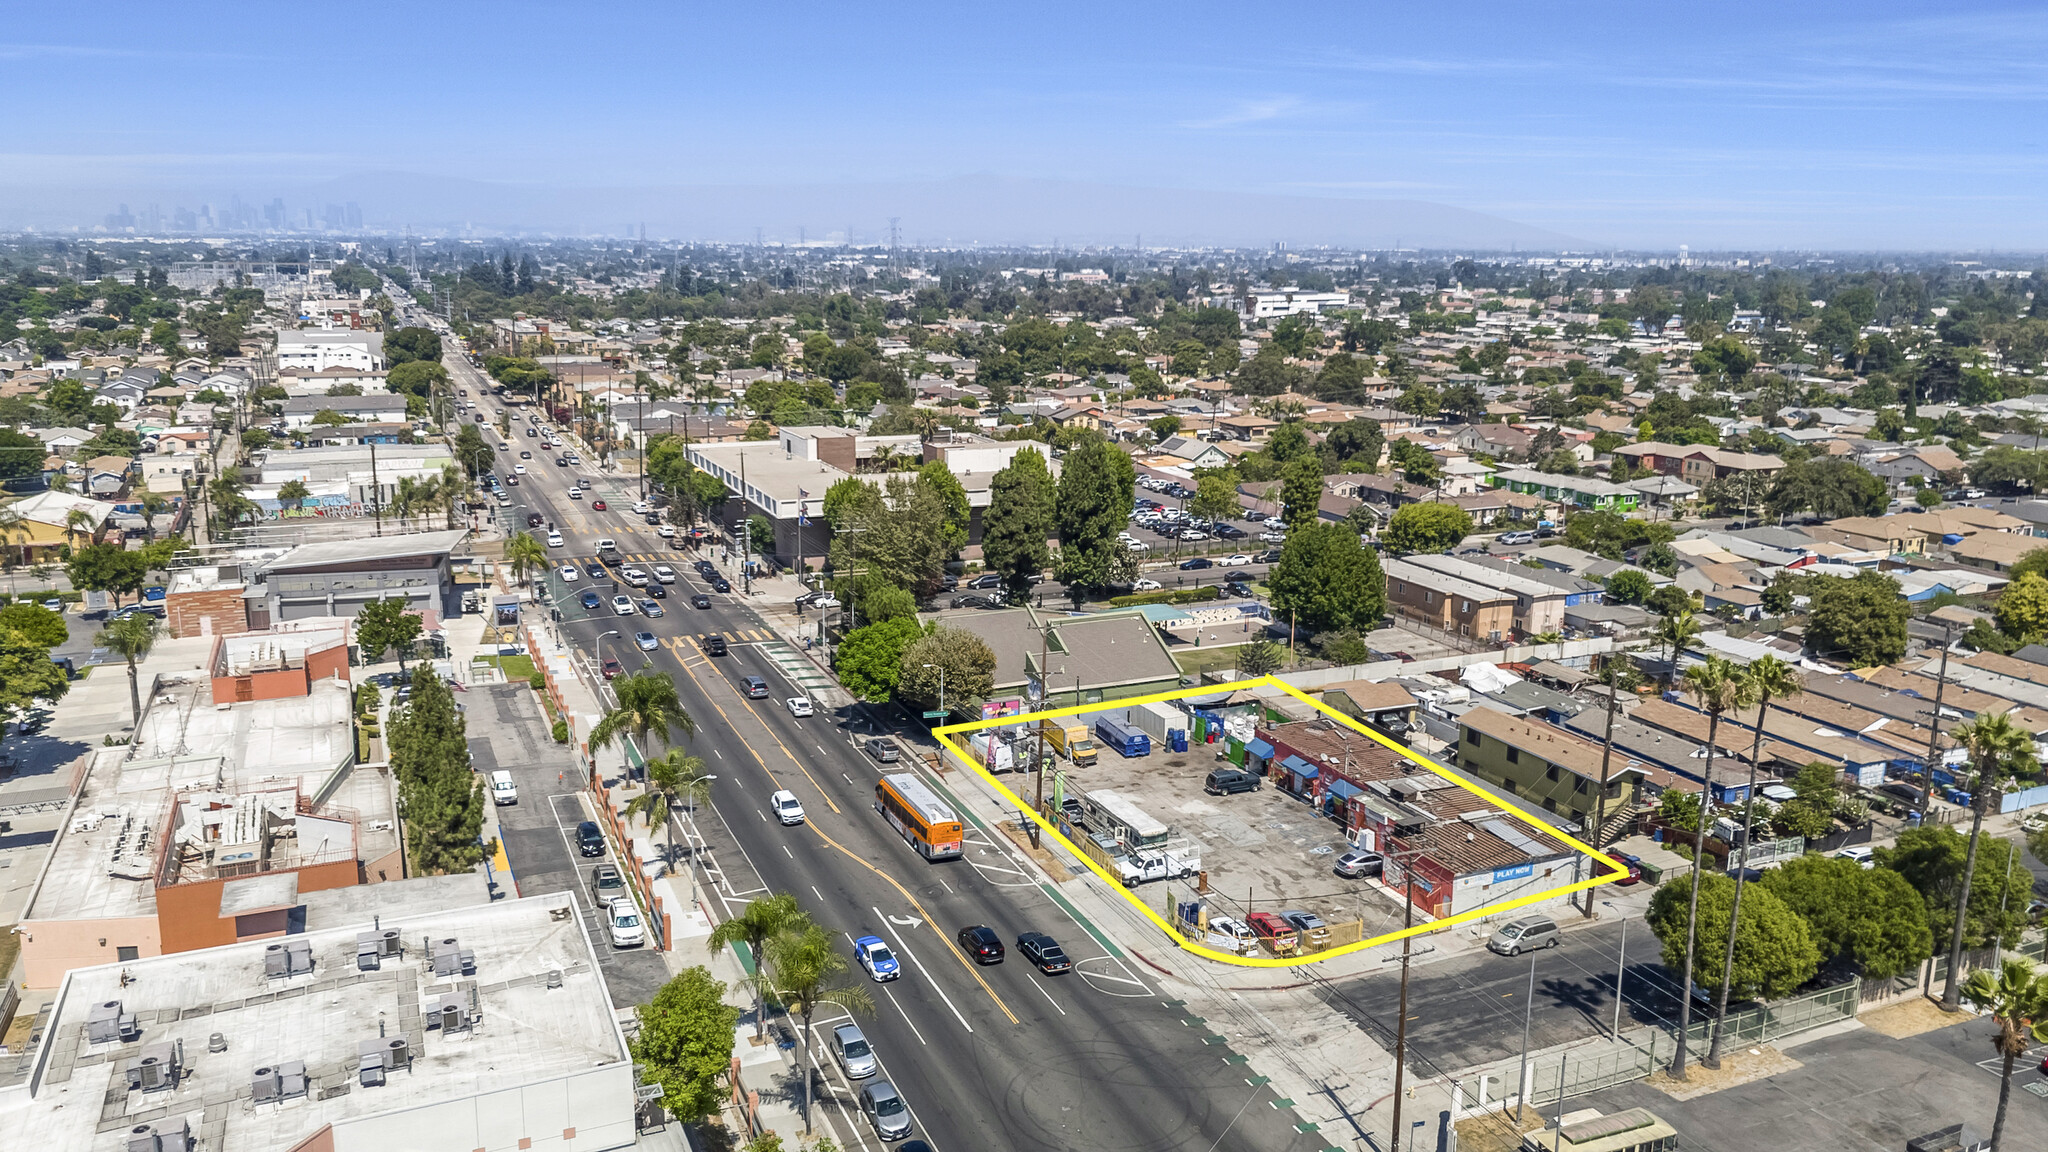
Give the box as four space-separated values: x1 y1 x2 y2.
580 590 602 610
854 935 900 982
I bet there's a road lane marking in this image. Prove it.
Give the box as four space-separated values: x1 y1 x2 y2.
783 844 793 858
876 909 973 1034
881 984 928 1047
1026 974 1067 1016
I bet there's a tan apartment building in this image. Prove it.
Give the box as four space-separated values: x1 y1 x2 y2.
1383 557 1517 641
1455 705 1647 829
1401 553 1569 638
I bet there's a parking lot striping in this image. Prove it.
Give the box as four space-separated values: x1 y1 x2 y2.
876 908 974 1034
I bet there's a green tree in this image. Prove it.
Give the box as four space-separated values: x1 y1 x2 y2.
1280 454 1325 533
827 475 952 600
1234 639 1284 677
1996 571 2048 642
589 671 696 757
1776 760 1839 839
0 602 68 648
1053 438 1137 599
276 479 311 504
386 664 486 874
706 893 811 1039
95 614 158 727
65 543 147 606
1647 872 1820 1002
503 530 548 590
1759 855 1932 980
917 460 971 556
1383 502 1472 554
1765 458 1887 520
1148 415 1182 442
766 924 876 1133
354 596 423 671
631 966 739 1124
1316 629 1371 665
0 623 69 726
1189 471 1239 524
898 627 996 715
1962 958 2048 1152
1605 569 1652 605
453 422 493 479
1879 826 2033 966
1267 522 1387 634
1669 656 1758 1079
623 748 713 870
1807 569 1910 666
979 447 1055 600
833 616 924 702
1940 712 2035 1011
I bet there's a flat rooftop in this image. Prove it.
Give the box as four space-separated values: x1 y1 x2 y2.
1 893 626 1152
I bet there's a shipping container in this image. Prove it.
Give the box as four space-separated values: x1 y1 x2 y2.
1094 717 1151 758
1124 701 1185 742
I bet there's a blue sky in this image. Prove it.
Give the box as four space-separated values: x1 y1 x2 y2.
3 1 2045 248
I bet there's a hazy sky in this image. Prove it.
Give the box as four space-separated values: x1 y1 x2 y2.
4 1 2045 249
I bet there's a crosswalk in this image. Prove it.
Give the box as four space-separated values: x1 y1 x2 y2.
659 630 777 648
550 552 704 567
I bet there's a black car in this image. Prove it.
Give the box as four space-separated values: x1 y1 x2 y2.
695 560 717 576
526 512 544 528
555 456 569 466
646 581 667 598
1254 549 1282 564
580 590 602 610
708 576 732 593
1205 767 1261 795
586 563 608 580
576 820 605 857
1221 580 1254 599
691 594 712 609
644 513 662 525
1016 931 1072 974
949 594 999 609
701 634 728 656
935 575 960 592
1214 524 1248 539
1179 557 1212 570
957 925 1004 964
966 573 1003 589
864 737 900 763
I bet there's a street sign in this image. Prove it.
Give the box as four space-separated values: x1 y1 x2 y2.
922 710 946 719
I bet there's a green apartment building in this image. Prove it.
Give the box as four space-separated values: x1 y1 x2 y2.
1486 467 1641 512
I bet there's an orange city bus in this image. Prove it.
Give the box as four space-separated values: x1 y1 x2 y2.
875 773 964 860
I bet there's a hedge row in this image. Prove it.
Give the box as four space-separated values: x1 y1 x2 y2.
1106 586 1221 608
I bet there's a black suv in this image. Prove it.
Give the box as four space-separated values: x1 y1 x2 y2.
577 820 605 857
957 925 1004 964
1205 767 1261 795
702 634 728 656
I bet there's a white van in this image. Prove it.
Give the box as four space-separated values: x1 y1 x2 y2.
489 771 518 806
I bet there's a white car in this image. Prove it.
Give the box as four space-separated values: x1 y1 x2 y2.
1221 553 1253 566
657 524 676 538
786 696 814 718
612 595 636 616
653 565 677 583
1126 540 1149 552
621 567 649 587
513 463 528 474
633 500 650 514
1259 531 1287 543
568 487 583 500
559 564 580 581
607 897 645 948
771 789 806 825
546 531 564 547
811 595 841 610
1133 579 1162 591
1262 517 1285 529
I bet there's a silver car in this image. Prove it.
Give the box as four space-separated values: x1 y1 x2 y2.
832 1023 877 1079
859 1080 912 1140
1487 915 1560 956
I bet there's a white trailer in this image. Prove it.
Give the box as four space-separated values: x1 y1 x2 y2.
1122 701 1185 742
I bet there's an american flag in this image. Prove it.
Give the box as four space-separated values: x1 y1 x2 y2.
798 488 809 527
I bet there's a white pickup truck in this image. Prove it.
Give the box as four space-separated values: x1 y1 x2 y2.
1117 849 1199 888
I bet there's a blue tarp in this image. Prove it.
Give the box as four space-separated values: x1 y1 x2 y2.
1280 754 1318 779
1325 778 1363 801
1246 738 1275 760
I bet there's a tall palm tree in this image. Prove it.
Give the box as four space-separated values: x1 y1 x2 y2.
588 671 696 763
1942 711 2032 1011
393 475 421 530
1654 607 1701 691
63 508 97 551
437 464 463 529
1704 654 1805 1068
1962 957 2048 1152
1670 655 1757 1081
0 505 25 571
503 530 547 591
706 893 810 1038
767 923 875 1132
622 749 712 886
96 614 159 728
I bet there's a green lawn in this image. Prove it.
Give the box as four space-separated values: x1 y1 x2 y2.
482 653 537 681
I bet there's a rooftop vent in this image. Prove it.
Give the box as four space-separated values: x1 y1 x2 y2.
263 940 314 979
125 1041 184 1093
88 999 141 1044
429 936 476 978
207 1032 227 1054
252 1060 308 1105
126 1118 193 1152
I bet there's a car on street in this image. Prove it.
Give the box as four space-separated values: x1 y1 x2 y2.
512 463 527 474
567 486 582 499
1486 915 1560 956
1015 931 1071 974
547 531 564 547
949 594 1000 609
967 573 1003 589
1125 539 1149 551
957 924 1005 964
577 820 605 857
701 634 727 655
635 631 659 651
854 935 900 981
653 564 676 583
1179 557 1212 570
1204 766 1260 795
708 575 732 592
607 897 644 948
639 599 663 617
621 567 648 587
771 789 807 825
520 450 532 459
611 595 635 615
591 499 608 511
657 524 676 538
691 594 712 609
1221 553 1252 565
1133 578 1162 590
1254 549 1282 563
601 656 622 679
1498 530 1536 545
859 1081 912 1142
633 500 650 514
786 696 814 717
832 1023 878 1079
559 564 580 581
741 675 770 698
580 590 602 610
590 863 625 905
865 737 900 763
1333 848 1383 878
586 562 608 580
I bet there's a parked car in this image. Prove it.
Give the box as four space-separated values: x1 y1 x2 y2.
1259 530 1287 543
949 594 1000 609
489 770 518 805
854 935 900 981
770 789 807 825
1334 848 1383 878
1498 530 1536 545
577 820 605 857
1280 909 1330 949
1220 553 1253 566
590 863 625 905
1244 912 1299 954
607 897 644 948
1179 557 1212 570
1487 915 1560 956
865 738 901 763
601 656 623 679
1016 931 1072 974
1204 767 1260 795
859 1081 913 1141
957 924 1005 964
832 1023 878 1079
1832 845 1875 868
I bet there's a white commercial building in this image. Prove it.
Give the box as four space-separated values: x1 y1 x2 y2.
277 329 387 373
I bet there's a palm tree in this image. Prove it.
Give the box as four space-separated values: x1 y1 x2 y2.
767 923 875 1132
393 476 421 530
588 671 696 763
706 893 810 1038
1962 957 2048 1152
1670 655 1757 1081
1704 654 1805 1068
503 530 548 591
63 508 96 551
1654 607 1701 691
96 614 159 728
437 464 462 529
1942 711 2032 1011
622 749 712 880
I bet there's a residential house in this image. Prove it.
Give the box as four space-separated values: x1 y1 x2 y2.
1611 442 1784 485
1487 468 1641 511
1383 557 1519 641
1402 554 1569 637
1454 423 1535 460
1152 435 1232 469
81 455 132 496
1455 707 1646 831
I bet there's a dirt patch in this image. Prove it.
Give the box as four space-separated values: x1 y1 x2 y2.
1643 1044 1802 1101
1861 995 1975 1039
1453 1109 1549 1152
997 818 1079 882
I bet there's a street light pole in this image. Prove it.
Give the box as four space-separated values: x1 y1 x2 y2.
1389 845 1420 1151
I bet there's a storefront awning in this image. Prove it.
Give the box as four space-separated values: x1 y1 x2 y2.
1246 738 1275 760
1325 778 1363 801
1280 754 1318 779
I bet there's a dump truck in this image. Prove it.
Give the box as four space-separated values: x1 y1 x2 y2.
1040 720 1098 767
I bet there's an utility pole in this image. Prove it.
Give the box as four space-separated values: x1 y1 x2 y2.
1515 948 1536 1120
1031 626 1052 848
1584 661 1621 918
1919 622 1956 822
1389 846 1418 1151
369 439 382 536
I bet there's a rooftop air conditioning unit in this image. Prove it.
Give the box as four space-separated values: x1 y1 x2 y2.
125 1041 183 1093
125 1118 193 1152
88 999 140 1044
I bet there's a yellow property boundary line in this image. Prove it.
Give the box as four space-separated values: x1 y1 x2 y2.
933 675 1627 967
